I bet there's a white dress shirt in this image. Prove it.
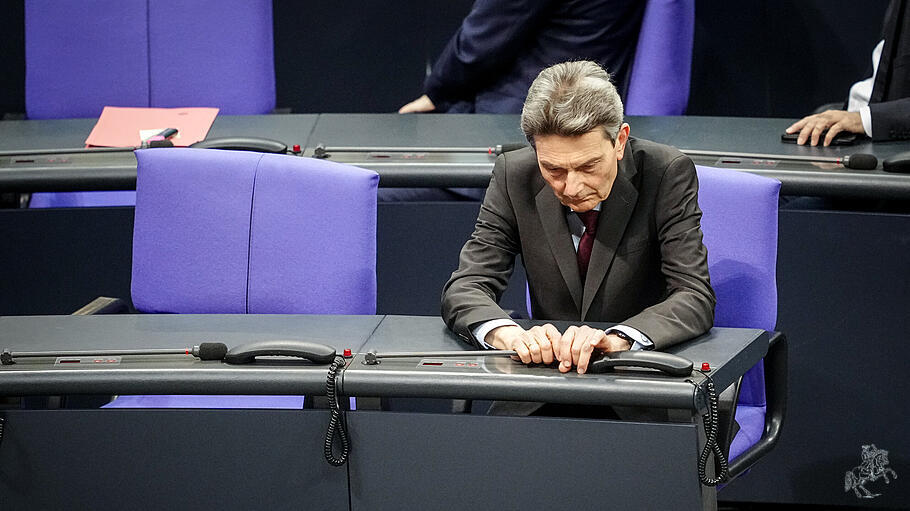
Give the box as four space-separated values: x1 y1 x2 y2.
847 39 884 138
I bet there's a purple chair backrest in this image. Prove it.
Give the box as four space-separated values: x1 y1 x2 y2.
25 0 150 120
696 165 780 409
696 166 780 332
131 148 378 315
147 1 275 115
25 0 275 119
625 0 695 116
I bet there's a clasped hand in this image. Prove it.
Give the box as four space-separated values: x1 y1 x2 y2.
485 324 632 374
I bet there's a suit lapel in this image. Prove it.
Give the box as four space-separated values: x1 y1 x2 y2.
536 186 583 311
581 153 639 320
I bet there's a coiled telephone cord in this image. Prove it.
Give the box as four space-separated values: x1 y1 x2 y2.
693 374 728 486
324 356 350 466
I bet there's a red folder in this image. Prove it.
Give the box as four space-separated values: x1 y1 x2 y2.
85 106 219 148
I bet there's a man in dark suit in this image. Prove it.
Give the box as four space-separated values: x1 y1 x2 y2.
442 61 715 375
398 0 644 114
786 0 910 145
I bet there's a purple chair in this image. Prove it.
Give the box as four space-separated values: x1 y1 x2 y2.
25 0 275 208
695 165 787 482
522 165 786 480
104 148 378 408
625 0 695 116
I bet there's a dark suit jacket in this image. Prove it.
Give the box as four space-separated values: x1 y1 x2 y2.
870 0 910 140
424 0 643 114
442 138 715 351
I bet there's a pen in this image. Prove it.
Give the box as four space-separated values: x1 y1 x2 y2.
157 128 178 139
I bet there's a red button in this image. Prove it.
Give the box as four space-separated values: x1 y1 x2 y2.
343 349 352 358
292 144 301 153
701 362 711 371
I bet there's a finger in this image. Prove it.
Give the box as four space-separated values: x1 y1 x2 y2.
512 336 532 364
543 324 562 364
544 323 562 342
795 115 822 145
525 337 542 364
570 327 589 367
559 327 576 372
786 117 808 133
809 123 828 147
823 123 844 147
529 327 554 365
576 330 602 374
544 324 563 362
797 126 811 145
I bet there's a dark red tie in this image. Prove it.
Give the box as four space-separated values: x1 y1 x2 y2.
576 210 599 281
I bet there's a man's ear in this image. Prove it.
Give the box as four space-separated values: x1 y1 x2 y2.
615 123 630 160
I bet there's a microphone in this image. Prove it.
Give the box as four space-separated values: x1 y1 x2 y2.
0 342 228 365
193 342 229 360
839 153 878 170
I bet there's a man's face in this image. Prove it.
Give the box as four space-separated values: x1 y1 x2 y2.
535 125 629 212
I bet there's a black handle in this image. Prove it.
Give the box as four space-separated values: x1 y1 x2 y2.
883 150 910 173
223 340 336 365
587 350 693 377
189 137 288 154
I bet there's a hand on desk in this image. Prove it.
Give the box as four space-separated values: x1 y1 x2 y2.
486 324 559 365
785 109 864 146
486 324 632 374
398 94 436 114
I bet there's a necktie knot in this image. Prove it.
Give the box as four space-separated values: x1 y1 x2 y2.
576 210 599 233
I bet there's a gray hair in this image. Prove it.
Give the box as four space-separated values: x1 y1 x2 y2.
520 60 624 147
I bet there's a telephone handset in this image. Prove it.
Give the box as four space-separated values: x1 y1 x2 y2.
587 350 694 376
189 137 288 154
223 340 336 365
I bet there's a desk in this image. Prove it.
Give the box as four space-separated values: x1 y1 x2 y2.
3 114 910 198
1 114 908 507
0 115 316 192
0 314 768 510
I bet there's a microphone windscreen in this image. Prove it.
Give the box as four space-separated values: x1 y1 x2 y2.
843 153 877 170
198 342 228 361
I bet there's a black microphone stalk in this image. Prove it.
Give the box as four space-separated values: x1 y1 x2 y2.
0 342 229 365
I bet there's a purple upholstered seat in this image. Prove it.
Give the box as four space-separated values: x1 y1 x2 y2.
695 165 781 466
25 0 275 208
625 0 695 116
105 148 378 409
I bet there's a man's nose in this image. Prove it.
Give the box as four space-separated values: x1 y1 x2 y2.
564 172 584 196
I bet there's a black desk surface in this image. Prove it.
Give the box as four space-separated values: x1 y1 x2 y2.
0 114 318 151
0 314 767 410
3 113 908 198
0 314 380 397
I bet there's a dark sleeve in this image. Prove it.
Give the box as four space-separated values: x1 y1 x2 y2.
441 153 521 347
622 156 716 350
870 98 910 141
424 0 555 110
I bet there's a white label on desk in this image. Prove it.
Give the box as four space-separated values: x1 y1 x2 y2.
54 356 121 366
418 358 480 368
